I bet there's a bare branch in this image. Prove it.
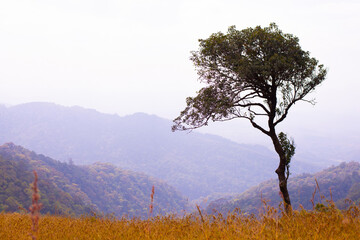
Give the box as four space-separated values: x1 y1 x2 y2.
300 98 316 105
248 108 268 116
235 102 270 114
249 118 270 136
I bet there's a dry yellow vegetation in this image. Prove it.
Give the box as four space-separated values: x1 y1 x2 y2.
1 203 359 240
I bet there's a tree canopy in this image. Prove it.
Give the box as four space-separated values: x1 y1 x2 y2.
172 23 326 135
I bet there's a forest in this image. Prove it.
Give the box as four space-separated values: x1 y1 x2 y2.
0 143 188 218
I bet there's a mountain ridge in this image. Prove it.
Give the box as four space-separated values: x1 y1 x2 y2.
0 102 323 199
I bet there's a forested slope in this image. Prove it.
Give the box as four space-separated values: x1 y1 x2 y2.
0 143 188 217
206 162 360 214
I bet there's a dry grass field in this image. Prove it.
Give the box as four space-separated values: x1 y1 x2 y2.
1 203 360 240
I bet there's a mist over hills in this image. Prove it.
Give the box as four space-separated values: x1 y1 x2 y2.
0 102 324 200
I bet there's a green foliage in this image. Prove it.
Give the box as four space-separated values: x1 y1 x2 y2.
278 132 295 179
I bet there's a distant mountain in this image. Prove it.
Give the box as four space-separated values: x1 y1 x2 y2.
205 162 360 215
0 143 188 218
0 102 320 199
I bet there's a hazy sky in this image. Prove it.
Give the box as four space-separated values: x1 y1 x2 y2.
1 0 359 148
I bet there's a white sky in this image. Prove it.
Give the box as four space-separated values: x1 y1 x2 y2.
1 0 359 149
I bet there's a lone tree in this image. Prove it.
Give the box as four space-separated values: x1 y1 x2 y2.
172 23 326 211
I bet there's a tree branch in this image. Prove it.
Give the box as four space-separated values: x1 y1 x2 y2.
235 102 270 114
249 118 270 136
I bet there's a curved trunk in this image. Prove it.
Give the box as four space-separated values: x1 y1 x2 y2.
270 132 292 213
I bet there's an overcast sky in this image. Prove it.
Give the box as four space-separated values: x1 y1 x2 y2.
1 0 359 149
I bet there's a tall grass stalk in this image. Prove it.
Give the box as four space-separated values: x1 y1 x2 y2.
148 185 155 219
29 171 42 240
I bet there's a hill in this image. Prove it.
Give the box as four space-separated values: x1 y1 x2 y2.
205 162 360 215
0 102 319 200
0 143 188 217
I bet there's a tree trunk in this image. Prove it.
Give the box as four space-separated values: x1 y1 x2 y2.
270 132 292 213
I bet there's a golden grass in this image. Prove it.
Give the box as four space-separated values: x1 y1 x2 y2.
1 203 359 240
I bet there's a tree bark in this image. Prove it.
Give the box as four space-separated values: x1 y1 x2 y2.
270 132 292 213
